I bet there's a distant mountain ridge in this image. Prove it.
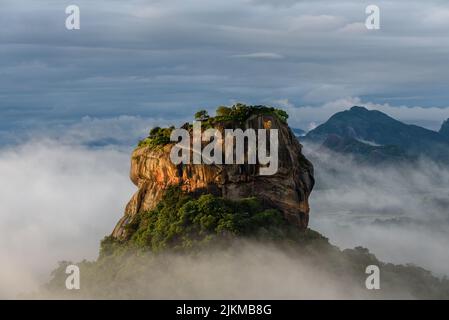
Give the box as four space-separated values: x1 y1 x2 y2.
440 118 449 138
305 106 449 163
292 127 306 137
319 134 411 164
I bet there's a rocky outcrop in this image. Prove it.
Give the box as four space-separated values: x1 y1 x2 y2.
112 113 314 240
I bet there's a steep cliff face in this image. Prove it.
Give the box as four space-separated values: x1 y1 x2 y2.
112 113 314 240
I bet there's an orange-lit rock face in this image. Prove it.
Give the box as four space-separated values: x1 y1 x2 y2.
112 114 314 239
263 119 272 129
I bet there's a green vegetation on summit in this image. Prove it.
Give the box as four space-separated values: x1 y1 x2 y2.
137 103 288 149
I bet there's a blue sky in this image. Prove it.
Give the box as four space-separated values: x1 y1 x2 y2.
1 0 449 139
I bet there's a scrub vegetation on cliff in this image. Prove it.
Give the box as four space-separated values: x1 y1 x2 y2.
137 103 289 149
100 186 325 256
196 103 289 125
137 126 174 149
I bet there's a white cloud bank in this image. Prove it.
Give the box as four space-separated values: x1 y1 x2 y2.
0 139 134 298
304 146 449 276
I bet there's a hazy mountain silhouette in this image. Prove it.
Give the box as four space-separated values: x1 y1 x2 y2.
440 118 449 138
305 106 449 163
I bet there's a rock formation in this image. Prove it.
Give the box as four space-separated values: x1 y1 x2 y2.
112 111 314 240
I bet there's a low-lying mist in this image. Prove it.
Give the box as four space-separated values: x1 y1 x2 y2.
304 143 449 276
0 116 168 299
1 116 449 299
40 240 417 300
0 139 134 298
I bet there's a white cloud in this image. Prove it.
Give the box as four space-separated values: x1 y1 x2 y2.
308 121 317 131
287 15 346 32
305 147 449 276
230 52 284 60
0 139 134 298
423 8 449 28
271 98 294 108
337 22 367 34
19 115 177 148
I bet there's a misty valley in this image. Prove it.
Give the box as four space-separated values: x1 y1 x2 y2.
3 0 449 308
18 104 447 300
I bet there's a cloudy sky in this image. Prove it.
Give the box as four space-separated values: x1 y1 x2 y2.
1 0 449 139
1 0 449 298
